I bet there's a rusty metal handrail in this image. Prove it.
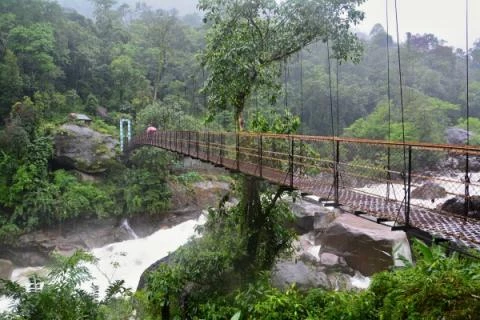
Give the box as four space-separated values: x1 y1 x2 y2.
126 130 480 248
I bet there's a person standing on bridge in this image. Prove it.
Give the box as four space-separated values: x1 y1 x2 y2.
146 124 157 143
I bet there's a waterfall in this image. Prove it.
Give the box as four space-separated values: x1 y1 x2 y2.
0 214 206 312
120 218 139 239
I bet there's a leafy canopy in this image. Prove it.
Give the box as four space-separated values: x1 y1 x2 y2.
199 0 365 129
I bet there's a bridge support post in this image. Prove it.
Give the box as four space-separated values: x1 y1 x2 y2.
465 151 470 219
406 145 412 227
258 135 263 178
196 132 200 158
220 133 224 165
334 140 340 206
175 131 178 152
236 133 240 171
207 132 210 162
289 136 294 189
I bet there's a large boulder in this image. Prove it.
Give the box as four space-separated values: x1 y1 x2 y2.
318 214 411 276
439 196 480 218
54 124 117 173
289 198 338 234
0 259 13 279
411 182 447 200
445 127 473 145
271 259 330 291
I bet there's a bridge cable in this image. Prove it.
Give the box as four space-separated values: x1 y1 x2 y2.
299 50 304 133
385 0 394 202
327 40 340 205
336 60 340 136
465 0 471 219
327 40 336 139
284 56 289 109
393 0 409 226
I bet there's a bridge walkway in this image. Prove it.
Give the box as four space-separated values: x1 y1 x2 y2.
128 131 480 250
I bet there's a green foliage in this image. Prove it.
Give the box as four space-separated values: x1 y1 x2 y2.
345 90 459 143
175 171 204 185
160 240 479 320
139 186 297 319
249 109 300 134
0 250 134 320
369 239 480 320
90 119 117 136
200 0 364 129
0 50 22 118
457 117 480 145
136 97 203 132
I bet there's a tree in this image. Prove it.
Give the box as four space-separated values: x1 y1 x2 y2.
110 54 147 107
199 0 365 277
0 50 22 118
199 0 365 130
8 23 59 92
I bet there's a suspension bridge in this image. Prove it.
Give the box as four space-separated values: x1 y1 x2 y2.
127 130 480 251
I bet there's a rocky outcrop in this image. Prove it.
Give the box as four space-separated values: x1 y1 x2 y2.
411 182 447 200
0 259 13 280
271 233 356 291
54 124 117 173
439 196 480 218
137 252 175 290
318 214 411 276
445 127 472 144
290 198 338 234
272 260 330 290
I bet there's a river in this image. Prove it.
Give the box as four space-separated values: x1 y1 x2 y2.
0 215 206 311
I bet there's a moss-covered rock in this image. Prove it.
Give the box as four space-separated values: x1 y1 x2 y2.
53 124 118 173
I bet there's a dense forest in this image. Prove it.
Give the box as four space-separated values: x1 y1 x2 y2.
1 0 480 319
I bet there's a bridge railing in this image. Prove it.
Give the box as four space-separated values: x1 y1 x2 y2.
128 131 480 226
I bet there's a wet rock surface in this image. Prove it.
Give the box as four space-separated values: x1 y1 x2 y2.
439 196 480 219
318 214 411 276
411 182 447 200
0 179 229 268
0 259 13 280
53 124 117 173
445 127 472 144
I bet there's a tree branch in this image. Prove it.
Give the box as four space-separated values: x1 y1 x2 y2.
264 186 287 216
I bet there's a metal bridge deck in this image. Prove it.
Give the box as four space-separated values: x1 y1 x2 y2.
128 131 480 250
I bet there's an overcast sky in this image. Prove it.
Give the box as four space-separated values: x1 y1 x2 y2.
356 0 480 49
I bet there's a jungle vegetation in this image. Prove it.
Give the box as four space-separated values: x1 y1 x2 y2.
1 0 480 319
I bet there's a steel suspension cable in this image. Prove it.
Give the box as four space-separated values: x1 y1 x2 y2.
394 0 409 225
336 60 340 136
386 0 393 201
300 50 304 132
326 40 336 138
465 0 471 218
284 56 288 109
327 40 339 205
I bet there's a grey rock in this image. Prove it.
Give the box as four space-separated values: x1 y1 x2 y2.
0 259 13 280
319 252 341 266
445 127 473 145
290 199 338 234
314 210 338 234
54 124 117 173
327 273 354 291
318 214 411 276
439 196 480 218
411 182 447 200
137 253 174 290
271 259 330 290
